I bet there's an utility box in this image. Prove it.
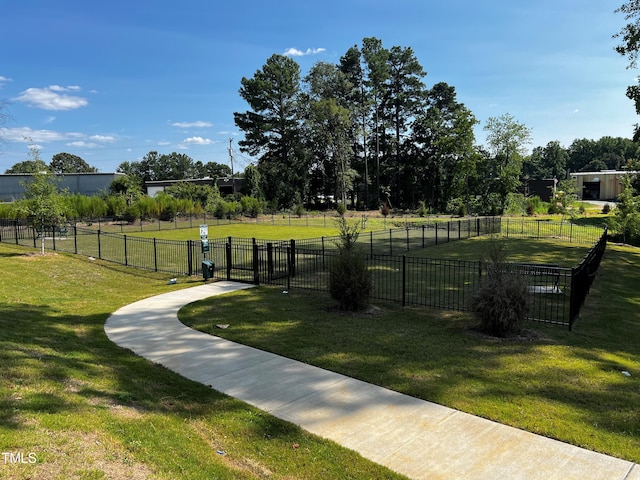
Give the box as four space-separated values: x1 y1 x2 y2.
202 260 214 280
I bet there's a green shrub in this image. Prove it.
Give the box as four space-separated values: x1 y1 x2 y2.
504 193 525 216
240 195 264 218
122 205 139 224
293 202 305 218
416 200 428 217
446 197 467 217
547 202 561 214
329 217 372 311
526 195 543 215
470 242 529 337
336 202 347 216
159 201 177 221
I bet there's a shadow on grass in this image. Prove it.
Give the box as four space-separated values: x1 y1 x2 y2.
179 252 640 461
0 300 299 445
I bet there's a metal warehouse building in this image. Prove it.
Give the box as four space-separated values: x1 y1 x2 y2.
0 173 124 202
570 170 637 201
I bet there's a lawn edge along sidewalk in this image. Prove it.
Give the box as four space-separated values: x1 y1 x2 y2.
105 281 639 480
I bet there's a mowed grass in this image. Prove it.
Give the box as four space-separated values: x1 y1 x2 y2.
180 239 640 463
407 236 591 267
131 223 341 241
0 243 406 479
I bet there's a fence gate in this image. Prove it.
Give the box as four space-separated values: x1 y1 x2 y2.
262 241 290 282
221 238 293 285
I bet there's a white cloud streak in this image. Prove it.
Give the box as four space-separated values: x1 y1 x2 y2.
183 136 213 145
14 85 88 110
2 126 115 148
171 121 213 128
283 47 326 57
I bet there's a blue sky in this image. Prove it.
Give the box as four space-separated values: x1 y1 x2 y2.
0 0 636 174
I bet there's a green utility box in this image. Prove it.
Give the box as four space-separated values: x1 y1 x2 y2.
202 260 214 280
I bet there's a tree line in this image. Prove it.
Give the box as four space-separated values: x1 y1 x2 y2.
233 37 640 214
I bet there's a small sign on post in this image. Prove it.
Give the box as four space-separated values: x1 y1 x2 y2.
200 224 209 254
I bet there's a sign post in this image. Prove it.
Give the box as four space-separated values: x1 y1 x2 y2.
200 224 209 256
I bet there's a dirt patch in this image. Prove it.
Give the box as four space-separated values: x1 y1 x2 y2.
20 251 59 259
2 430 153 480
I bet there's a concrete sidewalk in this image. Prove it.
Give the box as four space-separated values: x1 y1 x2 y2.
105 281 639 480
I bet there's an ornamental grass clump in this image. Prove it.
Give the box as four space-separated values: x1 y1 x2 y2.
329 217 372 311
470 241 530 337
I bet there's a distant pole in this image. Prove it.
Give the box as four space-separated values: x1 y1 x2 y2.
228 138 235 195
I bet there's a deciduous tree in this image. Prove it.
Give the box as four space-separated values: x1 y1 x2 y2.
483 113 532 208
50 152 98 173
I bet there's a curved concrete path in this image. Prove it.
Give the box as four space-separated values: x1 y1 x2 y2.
105 281 639 480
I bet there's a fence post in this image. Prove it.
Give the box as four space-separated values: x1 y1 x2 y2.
402 255 407 307
155 238 160 273
476 218 480 237
570 223 573 243
422 225 426 247
370 231 373 255
321 237 325 269
98 230 102 259
289 239 296 277
406 227 410 251
225 241 232 281
506 218 509 237
569 266 577 331
447 222 450 243
267 242 274 280
14 220 19 245
74 226 78 254
123 235 128 266
458 220 461 240
252 240 260 285
389 229 393 256
286 246 291 290
435 223 439 245
52 228 56 251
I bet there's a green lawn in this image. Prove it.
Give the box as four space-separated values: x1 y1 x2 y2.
132 222 341 241
180 240 640 464
0 242 406 479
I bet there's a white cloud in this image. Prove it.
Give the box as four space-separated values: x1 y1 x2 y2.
14 85 88 111
157 141 172 146
0 76 12 87
89 134 115 142
183 136 213 145
2 127 70 143
171 121 213 128
44 116 56 124
67 141 96 148
283 47 326 57
2 126 114 149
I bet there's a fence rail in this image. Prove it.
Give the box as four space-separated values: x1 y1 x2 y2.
0 217 606 329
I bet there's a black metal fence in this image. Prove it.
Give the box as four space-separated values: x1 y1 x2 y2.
0 217 606 329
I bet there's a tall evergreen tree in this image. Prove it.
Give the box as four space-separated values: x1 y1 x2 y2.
362 38 390 206
382 45 428 207
410 82 477 210
234 54 307 208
